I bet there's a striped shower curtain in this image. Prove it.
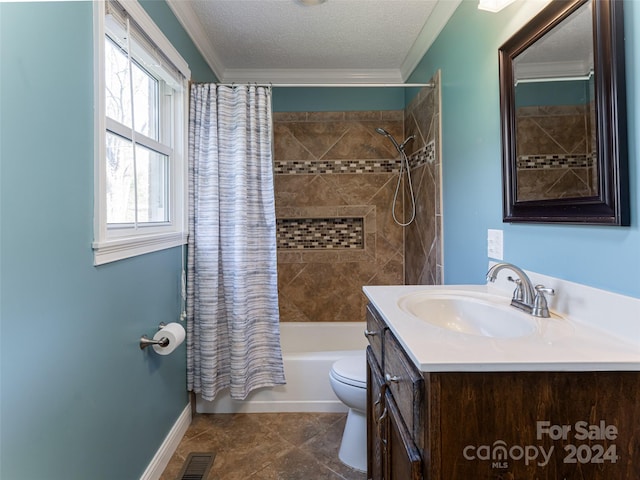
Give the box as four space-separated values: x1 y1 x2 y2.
187 84 285 401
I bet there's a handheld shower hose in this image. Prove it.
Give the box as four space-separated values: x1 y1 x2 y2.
375 128 416 227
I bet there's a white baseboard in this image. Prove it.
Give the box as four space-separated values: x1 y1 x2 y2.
140 404 192 480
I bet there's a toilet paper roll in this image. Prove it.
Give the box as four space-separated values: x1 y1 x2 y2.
152 322 186 355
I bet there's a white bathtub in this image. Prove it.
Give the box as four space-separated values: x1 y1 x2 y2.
195 322 368 414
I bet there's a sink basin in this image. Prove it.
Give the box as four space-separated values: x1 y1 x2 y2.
398 292 538 338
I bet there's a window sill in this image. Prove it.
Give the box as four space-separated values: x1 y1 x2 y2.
93 231 186 265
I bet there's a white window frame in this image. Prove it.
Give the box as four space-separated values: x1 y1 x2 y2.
93 0 190 265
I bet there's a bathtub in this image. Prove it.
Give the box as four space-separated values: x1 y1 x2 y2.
195 322 368 414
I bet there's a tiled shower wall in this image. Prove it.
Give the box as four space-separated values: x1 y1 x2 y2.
404 72 443 285
516 102 597 201
273 79 442 322
273 111 404 322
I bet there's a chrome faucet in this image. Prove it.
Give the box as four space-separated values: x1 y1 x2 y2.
486 262 554 317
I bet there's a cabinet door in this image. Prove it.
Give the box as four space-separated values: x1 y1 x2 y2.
367 347 385 480
366 304 385 364
384 329 424 448
385 391 422 480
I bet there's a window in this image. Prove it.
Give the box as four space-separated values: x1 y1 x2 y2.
93 0 190 265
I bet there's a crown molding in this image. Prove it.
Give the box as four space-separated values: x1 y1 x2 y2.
400 0 462 81
220 68 405 85
165 0 224 80
515 60 592 82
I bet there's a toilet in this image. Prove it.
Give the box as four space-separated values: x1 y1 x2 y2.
329 351 367 472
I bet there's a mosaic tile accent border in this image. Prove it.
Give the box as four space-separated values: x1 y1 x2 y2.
274 159 400 175
274 140 437 175
517 153 595 170
277 217 364 250
408 140 436 170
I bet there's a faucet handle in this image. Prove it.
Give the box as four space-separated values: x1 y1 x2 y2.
507 276 524 302
535 284 555 297
532 284 555 318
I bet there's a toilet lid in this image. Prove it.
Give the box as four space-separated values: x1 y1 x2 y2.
331 353 366 388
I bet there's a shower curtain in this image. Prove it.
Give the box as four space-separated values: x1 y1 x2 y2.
187 84 285 401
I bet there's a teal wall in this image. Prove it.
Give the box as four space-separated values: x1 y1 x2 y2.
407 0 640 298
0 2 214 479
272 87 404 112
515 79 591 107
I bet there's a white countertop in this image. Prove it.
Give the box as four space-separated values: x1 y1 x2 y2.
363 284 640 373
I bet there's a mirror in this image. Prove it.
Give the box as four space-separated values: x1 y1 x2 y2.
499 0 629 225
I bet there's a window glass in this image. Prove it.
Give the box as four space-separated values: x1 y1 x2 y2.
105 37 131 129
104 35 164 226
135 144 169 223
131 60 158 140
106 132 135 224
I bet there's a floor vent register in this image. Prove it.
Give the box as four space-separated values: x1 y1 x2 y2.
177 452 215 480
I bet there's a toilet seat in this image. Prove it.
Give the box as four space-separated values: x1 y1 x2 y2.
330 355 366 389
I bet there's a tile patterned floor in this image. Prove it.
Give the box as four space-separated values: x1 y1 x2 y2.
160 412 367 480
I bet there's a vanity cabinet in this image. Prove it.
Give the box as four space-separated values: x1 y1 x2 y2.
366 348 385 480
365 303 640 480
366 305 422 480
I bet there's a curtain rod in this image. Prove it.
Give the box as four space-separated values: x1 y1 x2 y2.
212 82 434 88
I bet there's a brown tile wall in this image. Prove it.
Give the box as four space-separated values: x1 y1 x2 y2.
516 103 598 201
404 72 443 285
274 78 443 322
274 110 405 322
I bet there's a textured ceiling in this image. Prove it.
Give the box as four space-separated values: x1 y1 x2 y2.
167 0 461 83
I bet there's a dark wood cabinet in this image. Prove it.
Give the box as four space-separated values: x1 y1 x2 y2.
366 347 385 480
365 302 640 480
366 305 422 480
385 391 422 480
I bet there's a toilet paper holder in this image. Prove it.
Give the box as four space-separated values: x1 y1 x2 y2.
139 322 169 350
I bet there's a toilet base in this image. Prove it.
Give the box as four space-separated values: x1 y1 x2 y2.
338 407 367 472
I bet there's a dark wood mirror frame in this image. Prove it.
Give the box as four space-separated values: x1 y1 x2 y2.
499 0 629 225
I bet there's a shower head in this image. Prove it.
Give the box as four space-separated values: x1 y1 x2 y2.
375 128 414 152
375 127 400 150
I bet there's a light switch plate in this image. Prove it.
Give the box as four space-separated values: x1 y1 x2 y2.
488 229 503 260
